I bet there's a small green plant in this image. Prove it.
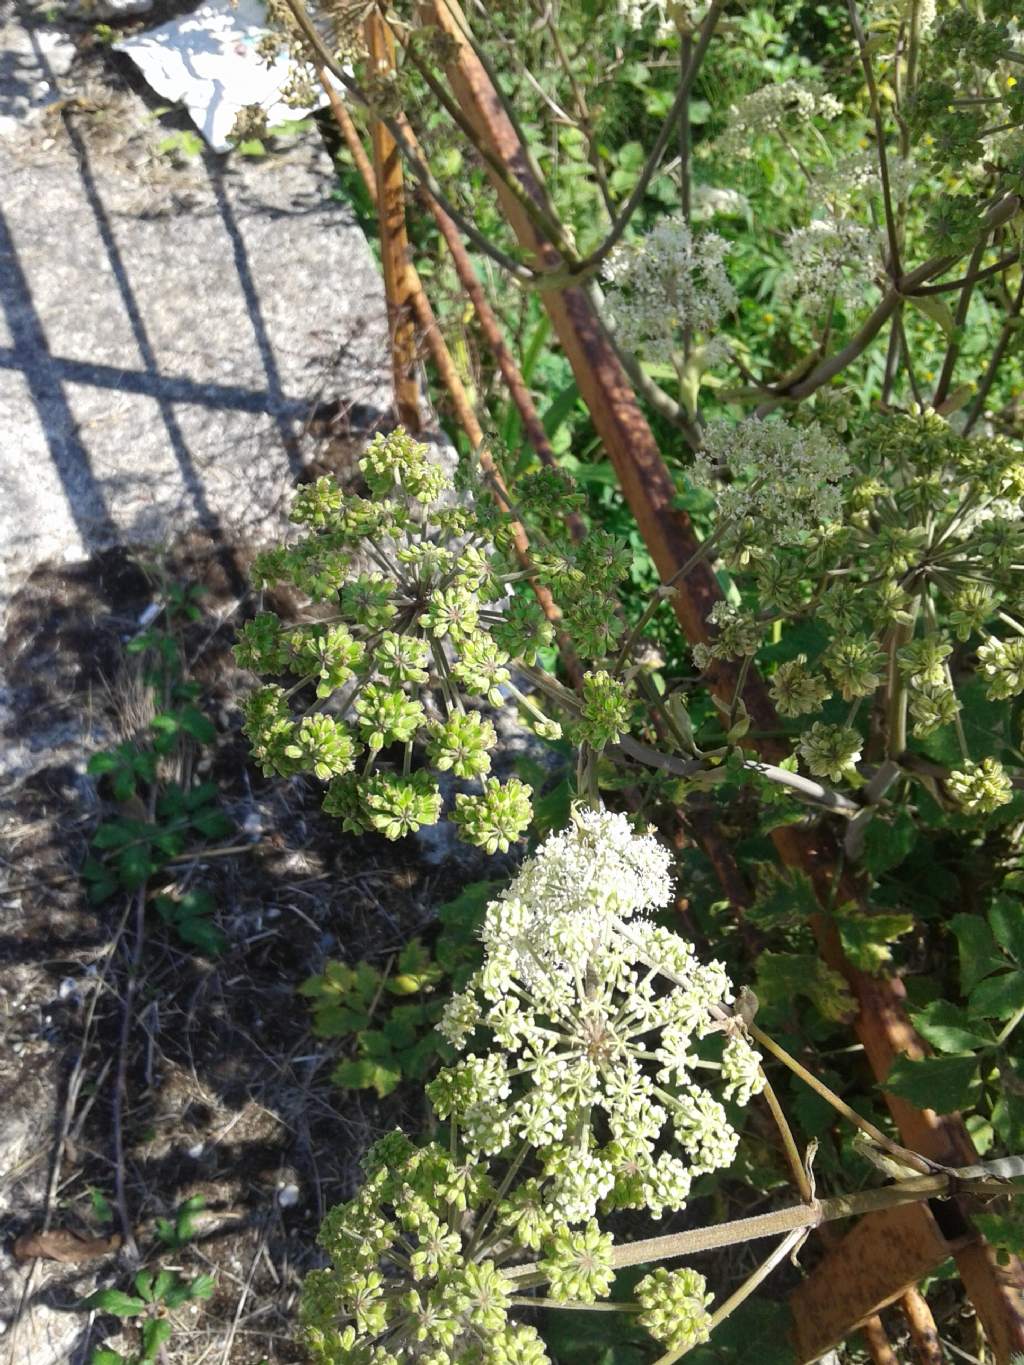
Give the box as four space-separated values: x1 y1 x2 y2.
301 882 500 1096
154 1194 206 1251
84 588 232 955
156 129 205 162
85 1268 215 1365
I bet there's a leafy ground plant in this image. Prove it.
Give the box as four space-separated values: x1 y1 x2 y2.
85 584 232 954
85 1268 215 1364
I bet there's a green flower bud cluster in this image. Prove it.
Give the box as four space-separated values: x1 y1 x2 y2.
698 407 1023 809
236 428 603 850
636 1266 714 1353
577 669 634 748
692 601 764 669
769 656 832 718
947 757 1014 815
798 722 863 783
301 1132 551 1364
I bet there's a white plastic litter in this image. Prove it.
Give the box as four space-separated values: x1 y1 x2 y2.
115 0 341 152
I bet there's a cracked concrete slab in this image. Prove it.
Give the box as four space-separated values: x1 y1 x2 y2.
1 1 391 627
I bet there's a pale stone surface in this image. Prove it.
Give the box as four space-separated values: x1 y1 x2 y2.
0 0 391 628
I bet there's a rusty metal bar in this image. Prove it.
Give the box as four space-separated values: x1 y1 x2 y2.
790 1204 966 1363
415 4 1024 1356
364 13 421 432
861 1314 900 1365
901 1286 945 1365
316 73 582 685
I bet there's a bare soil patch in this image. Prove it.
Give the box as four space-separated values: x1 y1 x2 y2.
0 501 482 1362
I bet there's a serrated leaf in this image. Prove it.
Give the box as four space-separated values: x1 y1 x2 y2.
837 910 914 973
81 1288 147 1317
175 915 227 956
152 1269 176 1302
191 809 233 839
332 1057 402 1097
861 809 917 875
990 895 1024 965
187 1273 216 1301
310 1004 369 1037
884 1053 979 1113
756 953 856 1022
92 822 136 850
950 914 1004 993
88 752 120 776
155 1217 176 1245
141 1317 173 1359
118 847 156 888
387 974 426 996
748 866 821 931
974 1212 1024 1258
912 1000 995 1053
969 969 1024 1021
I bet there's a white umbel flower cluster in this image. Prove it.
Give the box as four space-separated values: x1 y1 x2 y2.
809 151 914 209
432 808 762 1222
709 80 842 160
692 416 850 543
617 0 704 35
603 219 736 364
691 184 750 223
778 217 882 313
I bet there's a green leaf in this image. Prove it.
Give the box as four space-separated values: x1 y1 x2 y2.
175 916 227 956
155 1217 177 1246
87 752 120 776
134 1270 155 1302
969 969 1024 1021
950 914 1004 993
756 953 856 1023
974 1212 1024 1259
92 822 137 850
309 1003 369 1037
861 809 918 875
89 1187 114 1224
177 706 216 743
883 1053 979 1113
529 777 573 841
837 910 914 974
387 938 443 994
748 866 821 931
332 1057 402 1097
141 1317 173 1360
89 1352 128 1365
187 1273 216 1301
907 292 958 338
117 846 157 888
81 1289 147 1317
540 380 581 440
191 809 234 840
911 1000 995 1053
185 782 220 811
990 895 1024 965
152 1269 176 1302
83 859 120 902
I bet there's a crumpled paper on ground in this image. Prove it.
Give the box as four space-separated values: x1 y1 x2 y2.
115 0 341 152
